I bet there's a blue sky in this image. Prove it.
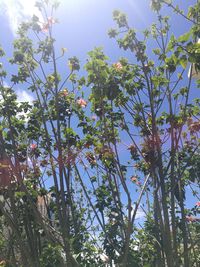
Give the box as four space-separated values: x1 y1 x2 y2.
0 0 199 215
0 0 196 59
0 0 197 95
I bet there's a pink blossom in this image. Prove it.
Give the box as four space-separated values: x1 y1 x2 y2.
186 216 193 222
186 216 200 222
41 23 49 33
196 201 200 207
30 144 37 150
41 17 56 33
131 176 138 182
77 98 87 108
48 17 56 25
131 176 141 186
114 62 123 71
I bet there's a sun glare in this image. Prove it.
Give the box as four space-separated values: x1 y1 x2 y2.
0 0 44 34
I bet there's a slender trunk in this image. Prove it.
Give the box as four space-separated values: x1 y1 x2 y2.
178 180 189 267
154 186 165 267
167 78 178 264
159 174 174 266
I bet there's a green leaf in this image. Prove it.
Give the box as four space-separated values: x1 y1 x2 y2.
180 55 188 69
167 34 176 51
177 31 191 43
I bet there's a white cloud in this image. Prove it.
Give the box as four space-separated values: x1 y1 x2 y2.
16 89 34 103
16 90 34 121
0 84 34 121
0 0 43 35
135 208 145 220
128 205 146 220
2 81 34 103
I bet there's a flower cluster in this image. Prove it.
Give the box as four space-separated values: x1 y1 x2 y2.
77 98 87 108
186 216 200 223
30 144 37 150
65 154 76 166
41 17 56 33
141 134 161 162
189 121 200 133
113 62 123 71
196 201 200 207
131 176 141 186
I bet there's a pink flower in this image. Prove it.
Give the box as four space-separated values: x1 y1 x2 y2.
30 144 37 150
41 23 49 33
114 62 123 71
186 216 200 222
131 176 142 186
131 176 137 182
189 122 200 133
48 17 56 25
186 216 193 222
77 98 87 108
196 201 200 207
41 17 56 33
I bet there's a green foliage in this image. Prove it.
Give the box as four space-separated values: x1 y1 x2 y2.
39 243 64 267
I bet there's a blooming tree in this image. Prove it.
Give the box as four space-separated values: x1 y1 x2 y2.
0 0 199 266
